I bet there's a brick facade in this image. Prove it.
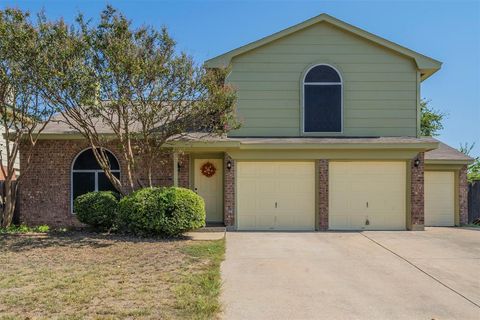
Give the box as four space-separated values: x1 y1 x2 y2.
19 140 176 227
459 165 468 225
317 160 329 231
223 154 235 227
18 139 469 231
178 154 190 188
410 152 425 230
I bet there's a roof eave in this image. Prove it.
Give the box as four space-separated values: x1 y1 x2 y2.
425 159 474 165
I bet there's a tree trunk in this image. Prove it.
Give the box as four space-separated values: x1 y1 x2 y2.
147 164 153 188
1 180 16 228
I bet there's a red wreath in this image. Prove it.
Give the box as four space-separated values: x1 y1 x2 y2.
200 162 216 177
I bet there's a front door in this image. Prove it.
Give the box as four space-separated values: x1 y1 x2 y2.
194 159 223 223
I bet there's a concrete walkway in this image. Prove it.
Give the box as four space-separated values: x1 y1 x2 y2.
221 228 480 320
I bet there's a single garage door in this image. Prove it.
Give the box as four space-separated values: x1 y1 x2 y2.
237 162 315 230
329 161 406 230
425 171 455 226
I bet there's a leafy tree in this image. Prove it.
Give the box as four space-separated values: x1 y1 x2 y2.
0 9 56 227
459 142 480 181
42 6 238 194
420 99 445 136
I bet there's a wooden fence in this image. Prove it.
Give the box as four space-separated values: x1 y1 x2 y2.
468 180 480 223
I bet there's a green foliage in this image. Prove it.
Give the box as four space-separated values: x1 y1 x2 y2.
118 187 206 236
36 225 50 233
459 142 480 181
40 6 238 191
0 8 58 227
420 99 445 136
0 224 49 234
74 191 120 231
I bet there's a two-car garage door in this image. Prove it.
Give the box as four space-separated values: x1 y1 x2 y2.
236 161 407 231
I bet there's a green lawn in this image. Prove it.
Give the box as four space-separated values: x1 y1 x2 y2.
0 232 225 320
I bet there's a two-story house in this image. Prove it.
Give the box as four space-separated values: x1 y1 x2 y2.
18 14 472 230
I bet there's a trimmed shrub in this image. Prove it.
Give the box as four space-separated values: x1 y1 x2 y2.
118 187 206 236
74 191 120 230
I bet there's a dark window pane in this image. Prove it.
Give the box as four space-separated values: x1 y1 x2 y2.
73 149 119 170
305 65 341 83
72 172 95 202
98 172 120 192
304 84 341 132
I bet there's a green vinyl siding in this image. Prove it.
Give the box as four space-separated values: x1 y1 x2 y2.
227 22 418 137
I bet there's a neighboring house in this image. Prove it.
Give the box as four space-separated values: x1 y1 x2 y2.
0 124 19 179
18 14 473 230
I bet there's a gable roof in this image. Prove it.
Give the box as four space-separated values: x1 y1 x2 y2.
205 13 442 81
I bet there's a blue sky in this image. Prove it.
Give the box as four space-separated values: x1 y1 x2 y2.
3 0 480 156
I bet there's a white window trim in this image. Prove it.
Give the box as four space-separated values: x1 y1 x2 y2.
301 63 344 135
70 147 120 214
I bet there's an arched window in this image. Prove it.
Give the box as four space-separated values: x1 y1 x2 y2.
71 148 120 212
303 64 342 133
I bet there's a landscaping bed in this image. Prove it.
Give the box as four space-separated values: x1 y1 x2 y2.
0 232 224 319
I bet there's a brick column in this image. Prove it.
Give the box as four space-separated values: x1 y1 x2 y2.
178 154 190 188
224 154 235 228
318 160 329 231
410 152 424 230
459 165 468 225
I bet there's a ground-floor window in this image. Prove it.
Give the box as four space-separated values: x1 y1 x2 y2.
71 148 120 212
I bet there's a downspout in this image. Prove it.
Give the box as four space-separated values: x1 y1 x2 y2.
416 71 421 138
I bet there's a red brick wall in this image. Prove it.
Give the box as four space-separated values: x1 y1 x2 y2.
410 152 425 230
223 154 235 227
18 140 178 227
459 165 468 225
178 154 190 188
136 152 174 188
317 160 329 231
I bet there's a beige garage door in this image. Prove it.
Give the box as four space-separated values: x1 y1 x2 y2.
237 162 315 230
329 162 406 230
425 171 455 226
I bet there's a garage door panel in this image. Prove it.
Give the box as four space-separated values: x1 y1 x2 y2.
237 162 315 231
329 161 406 230
258 197 276 212
280 199 314 215
277 179 311 194
258 180 276 194
256 215 276 229
425 171 455 226
239 215 256 229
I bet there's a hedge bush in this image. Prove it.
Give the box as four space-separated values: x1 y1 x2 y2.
74 191 120 231
118 187 206 236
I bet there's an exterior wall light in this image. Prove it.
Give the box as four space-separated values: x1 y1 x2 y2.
226 160 232 170
177 162 182 171
414 158 420 167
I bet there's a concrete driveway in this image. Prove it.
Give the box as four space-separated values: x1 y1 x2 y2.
221 228 480 320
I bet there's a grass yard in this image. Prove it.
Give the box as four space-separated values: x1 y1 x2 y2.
0 232 225 320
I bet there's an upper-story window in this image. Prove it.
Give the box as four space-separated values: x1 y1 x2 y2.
303 64 342 133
